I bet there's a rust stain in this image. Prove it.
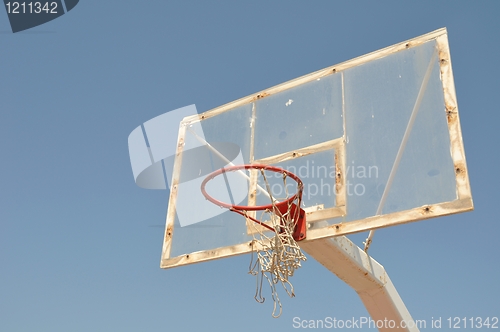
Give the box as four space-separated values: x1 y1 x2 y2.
438 50 448 77
335 154 342 193
455 162 466 180
165 224 173 242
447 112 456 124
422 205 433 214
446 106 457 124
439 49 448 64
253 92 270 101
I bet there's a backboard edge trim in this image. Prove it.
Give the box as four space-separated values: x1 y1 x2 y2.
160 196 472 269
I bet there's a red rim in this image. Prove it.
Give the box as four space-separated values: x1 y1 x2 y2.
200 164 303 212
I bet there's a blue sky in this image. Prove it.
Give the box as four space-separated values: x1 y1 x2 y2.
1 1 499 331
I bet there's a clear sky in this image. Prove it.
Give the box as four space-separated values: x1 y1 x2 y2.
1 1 498 331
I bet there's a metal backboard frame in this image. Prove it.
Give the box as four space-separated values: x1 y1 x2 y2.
161 28 472 269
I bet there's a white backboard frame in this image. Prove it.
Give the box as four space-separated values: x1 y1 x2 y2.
161 28 472 269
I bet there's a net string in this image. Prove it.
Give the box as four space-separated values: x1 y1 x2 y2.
246 168 307 318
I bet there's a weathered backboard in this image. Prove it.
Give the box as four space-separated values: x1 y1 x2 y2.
161 28 472 269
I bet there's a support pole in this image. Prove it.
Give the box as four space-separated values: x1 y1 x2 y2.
300 236 419 332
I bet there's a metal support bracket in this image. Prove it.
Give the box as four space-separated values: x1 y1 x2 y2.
300 236 420 332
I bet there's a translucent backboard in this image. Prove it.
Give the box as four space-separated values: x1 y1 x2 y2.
161 28 472 268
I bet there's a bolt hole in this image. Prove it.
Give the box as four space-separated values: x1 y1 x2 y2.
335 225 340 230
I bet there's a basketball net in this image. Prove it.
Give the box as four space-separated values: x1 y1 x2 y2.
201 165 307 318
244 168 307 318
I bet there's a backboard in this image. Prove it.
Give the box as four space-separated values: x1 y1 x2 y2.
161 28 472 269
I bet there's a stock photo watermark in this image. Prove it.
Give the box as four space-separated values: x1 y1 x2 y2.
3 0 79 33
256 160 380 201
292 316 499 329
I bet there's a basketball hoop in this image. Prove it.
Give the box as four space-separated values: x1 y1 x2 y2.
201 164 307 318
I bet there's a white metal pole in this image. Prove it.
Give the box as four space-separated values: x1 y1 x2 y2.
300 236 419 332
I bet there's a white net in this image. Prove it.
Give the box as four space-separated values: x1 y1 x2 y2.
201 165 307 318
245 168 307 318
